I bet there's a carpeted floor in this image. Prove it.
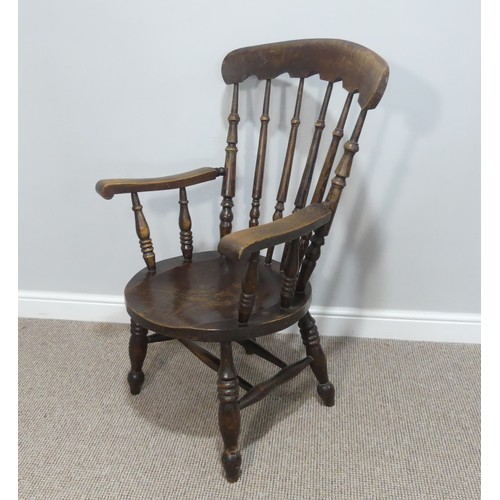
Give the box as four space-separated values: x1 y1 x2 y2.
18 318 480 499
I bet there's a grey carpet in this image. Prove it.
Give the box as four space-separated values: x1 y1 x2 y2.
18 318 480 499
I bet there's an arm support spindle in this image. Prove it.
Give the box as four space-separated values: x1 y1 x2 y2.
178 187 193 261
131 192 156 271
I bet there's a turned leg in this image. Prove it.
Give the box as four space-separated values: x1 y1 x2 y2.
298 312 335 406
217 341 241 483
128 319 148 395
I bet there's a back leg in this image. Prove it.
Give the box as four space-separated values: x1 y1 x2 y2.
298 312 335 406
128 319 148 395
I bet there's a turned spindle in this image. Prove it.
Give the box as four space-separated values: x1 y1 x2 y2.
178 187 193 261
238 252 260 324
249 79 271 228
325 109 367 219
280 238 300 308
131 192 156 271
312 92 354 204
294 81 334 212
265 78 304 264
220 84 239 238
296 224 328 293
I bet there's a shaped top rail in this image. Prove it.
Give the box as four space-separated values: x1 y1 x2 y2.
221 39 389 110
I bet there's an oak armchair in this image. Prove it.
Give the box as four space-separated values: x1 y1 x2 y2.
96 39 389 482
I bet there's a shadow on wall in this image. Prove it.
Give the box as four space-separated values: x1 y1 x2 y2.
213 62 442 316
316 63 441 315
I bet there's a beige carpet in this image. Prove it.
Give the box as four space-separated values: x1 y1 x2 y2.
18 318 480 499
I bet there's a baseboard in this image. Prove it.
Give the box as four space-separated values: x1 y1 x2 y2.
18 290 481 344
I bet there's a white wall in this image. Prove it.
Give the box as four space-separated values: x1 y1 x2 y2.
19 0 480 342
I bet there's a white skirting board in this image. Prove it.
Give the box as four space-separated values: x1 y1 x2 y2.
18 290 481 344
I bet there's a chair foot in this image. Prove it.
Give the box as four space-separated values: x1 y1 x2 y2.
127 371 145 395
222 448 242 483
298 312 335 406
317 381 335 406
128 320 148 395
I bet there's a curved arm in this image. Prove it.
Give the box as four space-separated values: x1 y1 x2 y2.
218 203 332 260
96 167 224 200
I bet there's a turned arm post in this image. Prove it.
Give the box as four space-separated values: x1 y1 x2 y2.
238 252 260 324
296 224 328 293
131 192 156 271
178 187 193 261
280 238 300 308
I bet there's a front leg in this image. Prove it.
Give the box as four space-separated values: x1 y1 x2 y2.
298 312 335 406
217 342 242 482
128 319 148 395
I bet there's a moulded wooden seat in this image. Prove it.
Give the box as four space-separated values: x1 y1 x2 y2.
125 251 312 342
96 38 389 483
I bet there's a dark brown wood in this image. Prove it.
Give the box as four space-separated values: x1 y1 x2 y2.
128 320 148 395
220 84 239 238
222 39 389 110
237 340 287 368
218 203 332 260
289 81 333 267
238 252 260 324
178 187 193 261
265 78 304 264
218 342 241 482
294 81 333 211
146 333 173 343
96 167 224 200
280 238 300 308
238 356 313 410
312 92 354 203
125 251 312 342
298 312 335 406
96 39 389 483
249 79 271 227
296 224 328 293
131 193 156 271
325 109 367 223
179 339 252 391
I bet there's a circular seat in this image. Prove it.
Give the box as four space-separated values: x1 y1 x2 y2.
125 251 311 342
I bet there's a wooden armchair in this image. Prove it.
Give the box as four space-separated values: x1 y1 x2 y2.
96 39 389 482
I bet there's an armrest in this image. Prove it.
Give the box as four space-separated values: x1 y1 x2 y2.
218 203 332 260
96 167 224 199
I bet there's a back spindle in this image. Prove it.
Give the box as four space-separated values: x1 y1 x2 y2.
293 81 334 212
296 109 368 292
312 92 354 203
265 78 304 264
325 109 367 220
282 81 333 269
249 79 271 228
220 84 240 238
